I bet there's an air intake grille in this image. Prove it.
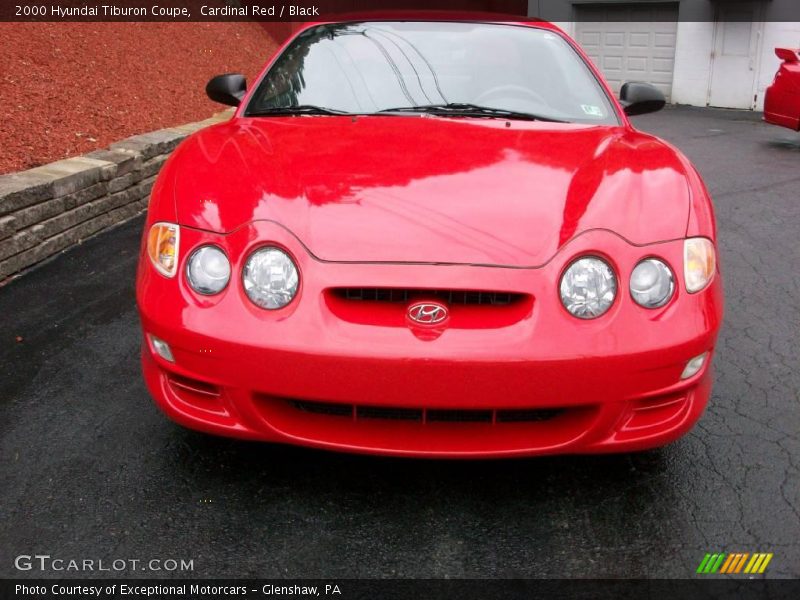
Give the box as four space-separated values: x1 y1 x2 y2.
289 400 562 424
333 288 523 306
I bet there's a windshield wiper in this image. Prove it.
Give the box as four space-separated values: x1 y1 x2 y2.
378 103 566 123
247 105 351 117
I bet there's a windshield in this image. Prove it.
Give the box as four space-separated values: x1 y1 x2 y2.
246 21 619 125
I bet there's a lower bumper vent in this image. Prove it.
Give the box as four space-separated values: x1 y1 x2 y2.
288 399 562 424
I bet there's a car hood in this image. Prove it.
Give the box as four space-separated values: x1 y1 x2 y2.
172 116 691 267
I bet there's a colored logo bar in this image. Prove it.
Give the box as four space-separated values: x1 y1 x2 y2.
696 553 773 574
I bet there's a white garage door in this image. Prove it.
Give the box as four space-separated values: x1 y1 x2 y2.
574 3 679 101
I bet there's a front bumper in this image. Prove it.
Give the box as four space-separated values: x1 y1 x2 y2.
137 222 723 458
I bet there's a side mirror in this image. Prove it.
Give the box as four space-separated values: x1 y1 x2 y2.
775 47 799 63
206 73 247 107
619 82 666 117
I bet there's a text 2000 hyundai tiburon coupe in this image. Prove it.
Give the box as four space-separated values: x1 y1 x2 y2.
137 15 723 457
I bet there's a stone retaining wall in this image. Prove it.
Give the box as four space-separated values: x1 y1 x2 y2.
0 110 233 281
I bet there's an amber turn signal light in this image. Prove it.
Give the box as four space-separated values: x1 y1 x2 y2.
684 238 716 293
147 222 180 277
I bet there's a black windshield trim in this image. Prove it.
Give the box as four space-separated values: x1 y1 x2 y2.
246 105 353 117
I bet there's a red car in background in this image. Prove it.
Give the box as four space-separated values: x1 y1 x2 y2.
136 15 723 458
765 47 800 131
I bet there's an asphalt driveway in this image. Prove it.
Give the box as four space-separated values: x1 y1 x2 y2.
1 106 798 579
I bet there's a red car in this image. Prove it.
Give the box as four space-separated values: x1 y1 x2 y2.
764 47 800 131
136 15 723 458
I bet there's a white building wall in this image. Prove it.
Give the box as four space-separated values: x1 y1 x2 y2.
672 21 800 110
670 22 715 106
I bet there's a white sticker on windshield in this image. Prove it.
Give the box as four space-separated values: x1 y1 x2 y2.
581 105 604 118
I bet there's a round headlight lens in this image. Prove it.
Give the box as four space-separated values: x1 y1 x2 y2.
243 247 299 309
559 257 617 319
186 245 230 295
630 258 674 308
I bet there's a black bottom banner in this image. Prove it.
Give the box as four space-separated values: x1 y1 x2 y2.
3 579 800 600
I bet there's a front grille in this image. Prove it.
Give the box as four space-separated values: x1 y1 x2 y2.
332 288 524 306
287 399 563 424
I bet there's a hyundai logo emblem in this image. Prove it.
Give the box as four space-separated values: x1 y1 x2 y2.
407 301 449 325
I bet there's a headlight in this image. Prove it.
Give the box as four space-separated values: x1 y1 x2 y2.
559 256 617 319
684 238 716 293
186 245 230 295
242 247 299 309
147 222 179 277
630 258 674 308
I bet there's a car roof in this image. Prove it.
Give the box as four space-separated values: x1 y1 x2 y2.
301 11 555 30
